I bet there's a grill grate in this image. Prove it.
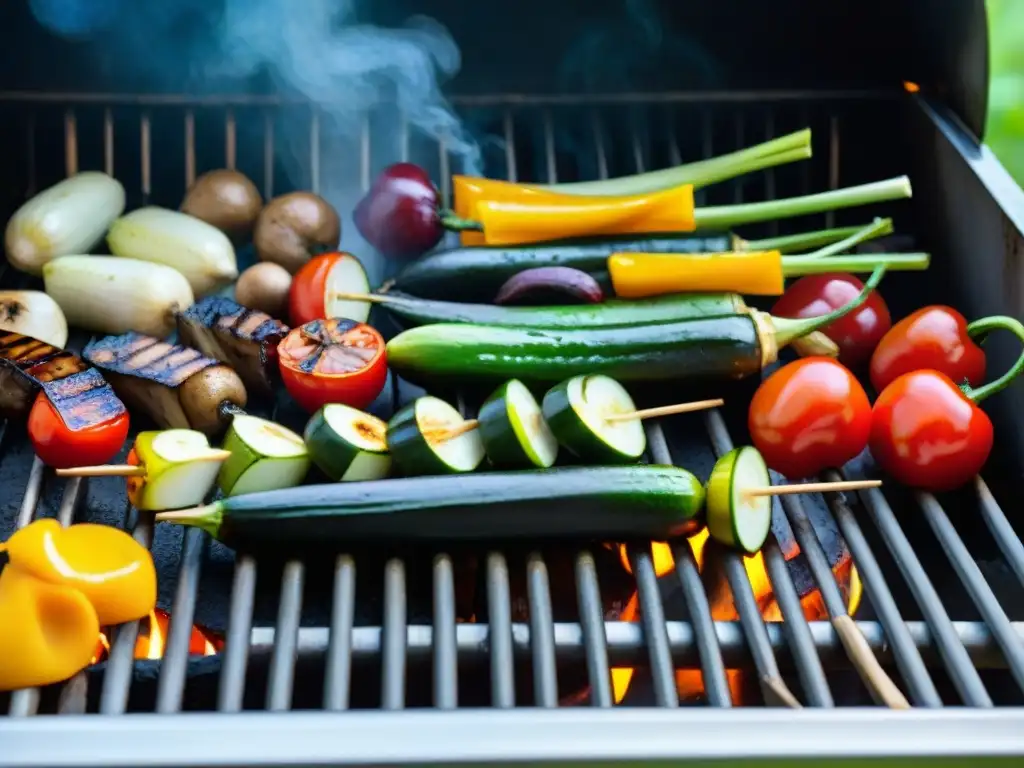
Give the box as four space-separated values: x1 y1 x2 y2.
2 89 1024 757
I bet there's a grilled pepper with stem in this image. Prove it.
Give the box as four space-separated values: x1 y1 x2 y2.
83 332 247 438
386 267 887 385
155 465 707 548
608 251 928 298
387 222 896 301
0 331 130 469
356 131 812 257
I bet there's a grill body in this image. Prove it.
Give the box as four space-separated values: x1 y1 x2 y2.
4 1 1024 765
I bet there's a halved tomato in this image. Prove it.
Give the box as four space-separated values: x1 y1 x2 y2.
289 252 371 326
277 318 388 413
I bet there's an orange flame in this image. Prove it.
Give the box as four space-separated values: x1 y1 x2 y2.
93 609 221 664
610 533 862 704
903 81 920 93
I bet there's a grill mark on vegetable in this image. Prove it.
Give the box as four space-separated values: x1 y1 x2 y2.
84 331 221 387
41 368 127 431
181 296 290 344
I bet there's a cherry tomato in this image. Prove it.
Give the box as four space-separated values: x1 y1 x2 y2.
748 357 871 479
771 273 891 366
289 252 371 327
277 318 387 413
869 305 986 393
27 392 130 470
869 370 993 492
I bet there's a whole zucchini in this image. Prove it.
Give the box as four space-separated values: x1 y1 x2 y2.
388 236 730 300
365 290 746 329
387 267 886 385
155 465 706 547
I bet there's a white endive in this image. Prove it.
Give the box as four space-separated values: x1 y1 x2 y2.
107 207 238 296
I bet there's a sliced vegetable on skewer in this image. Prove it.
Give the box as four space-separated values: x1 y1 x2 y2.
389 222 894 301
706 446 883 554
0 291 68 348
218 414 311 496
478 379 559 469
277 318 388 413
56 429 232 512
608 250 927 299
386 396 486 476
154 465 708 548
84 332 248 438
289 251 371 326
304 403 392 482
542 374 723 463
387 267 888 386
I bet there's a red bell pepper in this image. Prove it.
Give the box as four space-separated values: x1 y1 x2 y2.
869 315 1024 491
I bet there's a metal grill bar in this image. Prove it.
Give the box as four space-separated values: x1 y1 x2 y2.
155 528 206 713
574 552 614 707
265 560 304 711
526 554 559 707
324 555 356 711
976 477 1024 588
217 556 257 712
431 554 458 709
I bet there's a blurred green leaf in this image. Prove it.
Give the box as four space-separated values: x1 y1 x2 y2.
987 0 1024 184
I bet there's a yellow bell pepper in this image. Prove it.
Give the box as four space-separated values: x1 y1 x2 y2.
609 251 786 298
3 518 156 626
0 564 99 691
471 183 696 247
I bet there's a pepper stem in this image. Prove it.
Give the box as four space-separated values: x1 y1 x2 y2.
439 211 483 232
541 129 812 196
771 266 887 348
693 176 912 231
738 222 876 253
804 217 894 258
962 316 1024 404
781 252 930 276
155 503 224 538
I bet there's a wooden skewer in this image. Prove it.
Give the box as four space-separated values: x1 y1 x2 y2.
604 398 725 422
745 479 882 498
423 419 480 443
55 450 234 478
334 291 386 303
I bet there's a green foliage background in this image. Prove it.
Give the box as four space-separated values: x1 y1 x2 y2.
987 0 1024 183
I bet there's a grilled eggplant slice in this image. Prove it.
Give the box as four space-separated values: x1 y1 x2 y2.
176 296 289 398
84 332 247 437
0 331 127 427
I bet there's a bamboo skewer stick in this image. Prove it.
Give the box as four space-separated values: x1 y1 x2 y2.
744 479 882 498
604 399 724 422
424 419 480 443
55 450 233 478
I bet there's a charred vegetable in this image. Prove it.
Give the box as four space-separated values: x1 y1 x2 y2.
387 396 486 476
155 465 707 548
494 267 604 305
387 268 887 385
304 404 392 482
0 291 68 348
176 295 290 398
0 331 130 468
218 414 310 496
84 332 248 437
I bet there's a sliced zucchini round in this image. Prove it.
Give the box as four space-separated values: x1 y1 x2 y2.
706 446 772 554
218 415 311 497
304 404 392 482
541 374 646 463
386 396 485 476
478 379 558 469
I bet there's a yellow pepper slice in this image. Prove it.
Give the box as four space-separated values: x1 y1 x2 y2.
453 176 552 246
608 250 785 298
472 184 696 247
2 518 156 626
0 564 99 691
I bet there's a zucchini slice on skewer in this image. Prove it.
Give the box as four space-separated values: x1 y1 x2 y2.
706 446 773 555
304 403 392 482
218 414 311 496
478 379 559 469
542 374 646 463
387 396 485 475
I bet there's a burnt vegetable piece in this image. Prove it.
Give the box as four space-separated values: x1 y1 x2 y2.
83 332 247 438
494 267 604 305
176 295 289 398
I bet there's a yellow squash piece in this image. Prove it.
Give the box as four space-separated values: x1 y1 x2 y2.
471 184 697 247
0 564 99 691
3 518 156 626
608 250 785 298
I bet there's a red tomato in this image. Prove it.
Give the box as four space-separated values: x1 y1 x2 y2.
277 318 387 413
289 251 371 327
869 305 986 393
27 392 130 469
771 273 891 366
869 369 993 492
748 357 872 479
